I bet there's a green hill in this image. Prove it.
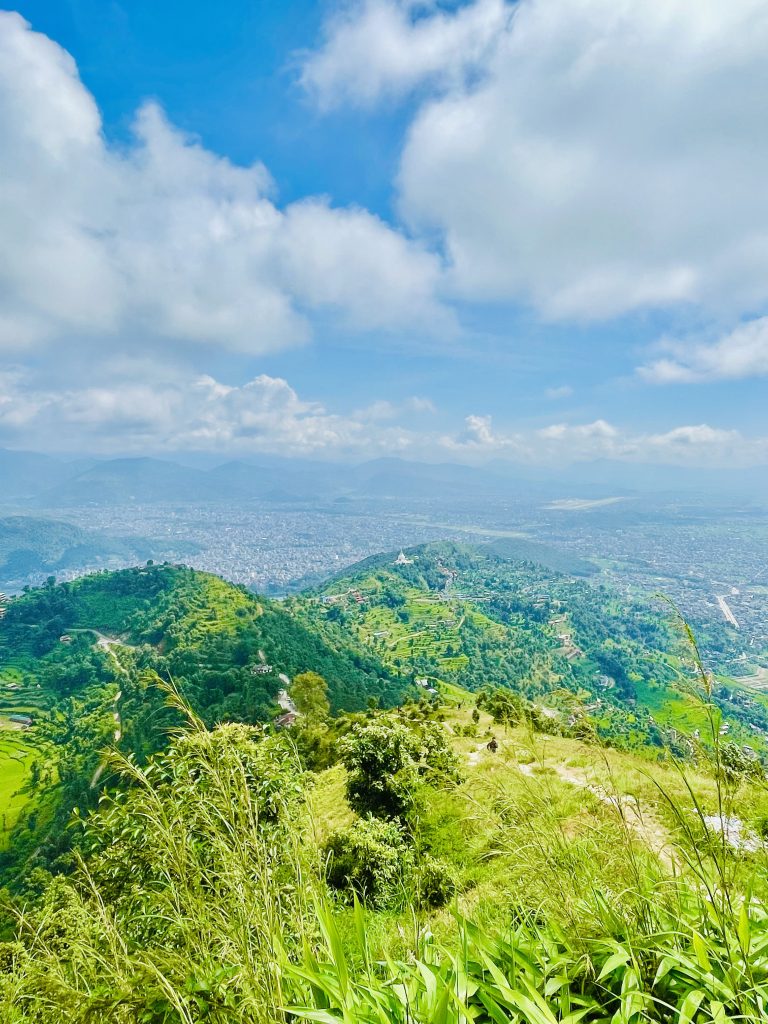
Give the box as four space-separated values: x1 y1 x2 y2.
300 541 768 753
0 563 405 880
3 554 768 1021
487 536 599 575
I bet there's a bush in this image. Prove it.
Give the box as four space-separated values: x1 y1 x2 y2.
324 817 413 909
414 856 456 909
338 718 461 820
477 687 525 726
338 720 424 818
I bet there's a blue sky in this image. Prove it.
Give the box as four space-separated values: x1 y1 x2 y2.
1 0 768 466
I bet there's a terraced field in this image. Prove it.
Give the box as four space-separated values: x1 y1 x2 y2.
357 589 472 673
0 729 36 844
0 666 41 847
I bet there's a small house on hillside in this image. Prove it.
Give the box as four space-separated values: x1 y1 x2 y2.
274 711 298 729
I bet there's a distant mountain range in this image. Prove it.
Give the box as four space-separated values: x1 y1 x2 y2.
1 451 520 505
1 448 767 507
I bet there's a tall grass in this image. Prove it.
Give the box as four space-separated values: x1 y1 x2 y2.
2 666 768 1022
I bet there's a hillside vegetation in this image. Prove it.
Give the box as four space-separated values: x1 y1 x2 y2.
2 549 768 1020
0 515 200 588
299 542 768 754
2 676 768 1022
0 563 405 884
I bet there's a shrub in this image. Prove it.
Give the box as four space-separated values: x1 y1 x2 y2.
324 817 412 909
414 855 456 909
339 718 462 820
338 720 424 818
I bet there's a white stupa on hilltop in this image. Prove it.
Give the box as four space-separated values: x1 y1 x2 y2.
394 550 413 566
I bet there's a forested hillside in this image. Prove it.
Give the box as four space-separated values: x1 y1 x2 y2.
0 564 406 888
0 515 200 587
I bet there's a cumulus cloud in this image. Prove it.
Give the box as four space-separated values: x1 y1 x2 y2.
0 11 450 355
0 368 424 457
442 415 768 467
639 317 768 382
306 0 768 321
3 363 766 466
301 0 509 109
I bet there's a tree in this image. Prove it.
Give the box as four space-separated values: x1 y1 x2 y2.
339 718 460 820
324 816 412 909
290 672 330 725
339 721 422 818
478 687 524 727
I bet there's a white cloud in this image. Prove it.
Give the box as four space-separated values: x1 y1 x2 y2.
0 12 450 355
307 0 768 321
300 0 508 109
442 415 768 467
353 396 436 421
0 368 422 457
639 317 768 382
545 385 573 399
3 364 767 466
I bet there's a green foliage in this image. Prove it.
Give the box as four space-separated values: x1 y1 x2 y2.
338 716 460 820
302 540 768 756
4 709 314 1022
718 740 765 783
5 551 768 1022
414 854 456 909
290 671 330 725
339 719 423 819
324 816 411 909
0 564 408 888
478 685 526 726
287 899 768 1024
3 684 768 1023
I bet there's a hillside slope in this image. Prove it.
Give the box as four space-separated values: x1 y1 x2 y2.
299 541 768 752
0 564 405 879
0 515 200 588
6 672 768 1022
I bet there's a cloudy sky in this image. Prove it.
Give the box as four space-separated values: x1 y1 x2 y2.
2 0 768 466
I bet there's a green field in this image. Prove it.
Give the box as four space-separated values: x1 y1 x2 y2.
0 728 36 845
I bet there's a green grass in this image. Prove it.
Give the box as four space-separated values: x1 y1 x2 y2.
6 690 768 1023
0 730 36 846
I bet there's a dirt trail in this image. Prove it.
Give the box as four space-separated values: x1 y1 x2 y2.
73 631 132 787
467 741 674 866
467 742 487 766
528 760 674 867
